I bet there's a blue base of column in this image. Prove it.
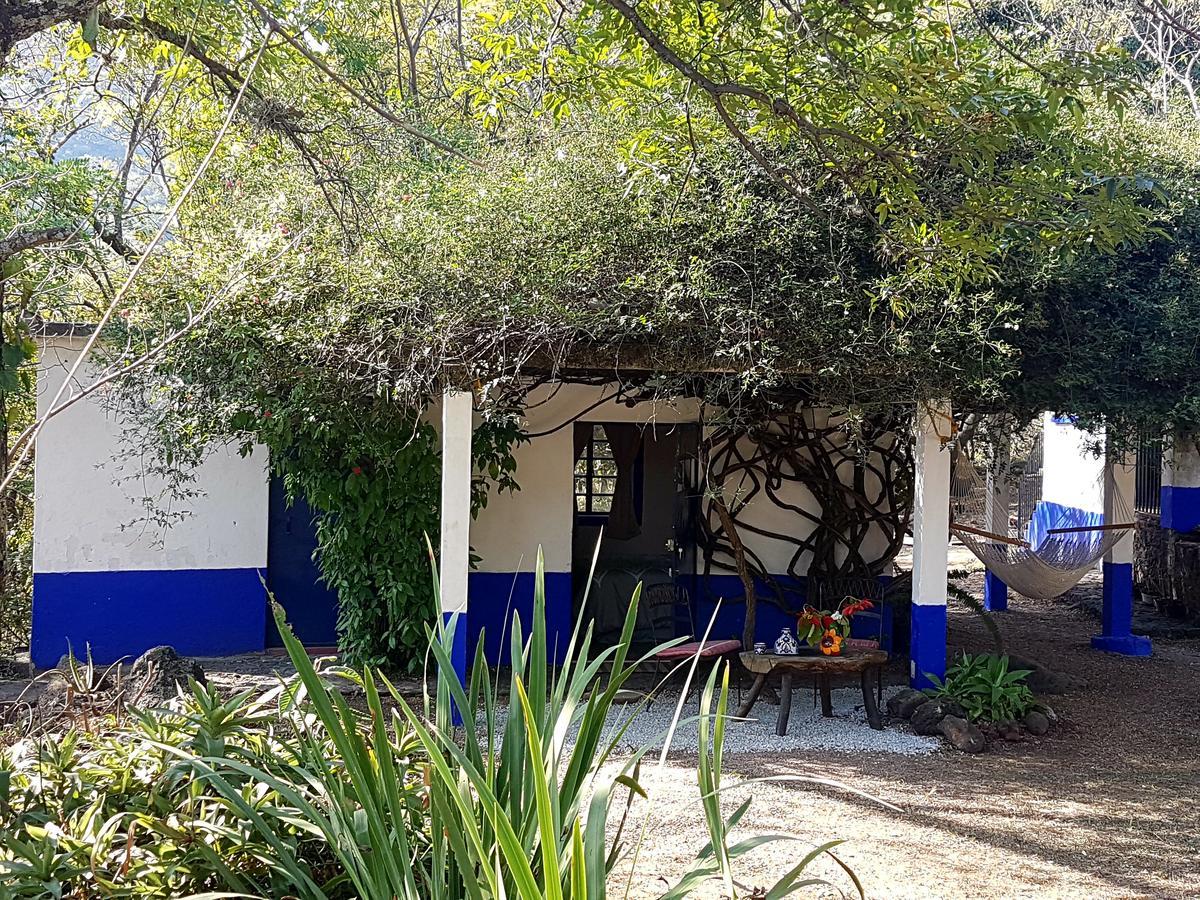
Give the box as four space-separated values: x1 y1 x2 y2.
441 610 469 725
909 603 947 690
1090 634 1152 656
983 571 1008 612
1094 561 1151 657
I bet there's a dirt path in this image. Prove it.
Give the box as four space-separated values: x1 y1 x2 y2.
611 573 1200 899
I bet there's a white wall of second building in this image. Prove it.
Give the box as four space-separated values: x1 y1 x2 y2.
1041 412 1105 514
34 337 269 574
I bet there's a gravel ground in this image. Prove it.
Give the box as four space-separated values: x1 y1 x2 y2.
483 684 939 756
603 571 1200 899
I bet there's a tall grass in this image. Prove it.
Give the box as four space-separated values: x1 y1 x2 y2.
218 546 858 898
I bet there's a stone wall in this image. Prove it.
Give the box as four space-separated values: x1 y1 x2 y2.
1135 512 1200 619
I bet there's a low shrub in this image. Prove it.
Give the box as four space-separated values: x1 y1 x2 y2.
926 652 1036 723
0 676 366 896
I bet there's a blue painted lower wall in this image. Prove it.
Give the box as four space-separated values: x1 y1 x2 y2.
695 574 894 651
466 571 573 666
31 568 267 669
1161 485 1200 534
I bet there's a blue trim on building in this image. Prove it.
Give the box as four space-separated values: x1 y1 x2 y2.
983 571 1008 612
1160 484 1200 534
31 568 267 669
466 571 573 666
1091 561 1151 656
909 603 947 690
695 573 895 651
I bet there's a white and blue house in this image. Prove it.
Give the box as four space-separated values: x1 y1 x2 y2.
32 326 980 690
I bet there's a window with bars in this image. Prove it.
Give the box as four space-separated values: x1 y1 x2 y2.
575 424 619 515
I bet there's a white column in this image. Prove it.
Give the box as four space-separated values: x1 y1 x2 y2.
1104 450 1136 569
910 400 951 688
439 389 474 618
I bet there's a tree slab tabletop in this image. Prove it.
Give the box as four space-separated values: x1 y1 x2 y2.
737 651 886 733
738 651 887 675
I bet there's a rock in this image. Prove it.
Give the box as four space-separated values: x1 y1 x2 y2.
129 646 205 703
0 657 29 680
910 699 966 736
940 715 987 753
996 720 1024 742
1023 710 1051 736
887 688 929 720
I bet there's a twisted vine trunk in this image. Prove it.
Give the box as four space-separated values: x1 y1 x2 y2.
712 494 757 650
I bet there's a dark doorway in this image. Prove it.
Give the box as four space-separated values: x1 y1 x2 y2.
266 475 339 648
572 422 699 645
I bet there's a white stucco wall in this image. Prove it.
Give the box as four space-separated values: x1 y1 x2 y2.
469 383 702 574
468 384 898 578
1163 432 1200 489
33 336 270 573
1041 413 1105 514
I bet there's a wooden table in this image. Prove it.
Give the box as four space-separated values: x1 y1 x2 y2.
736 650 888 734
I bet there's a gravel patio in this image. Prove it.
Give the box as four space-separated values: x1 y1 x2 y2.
602 571 1200 899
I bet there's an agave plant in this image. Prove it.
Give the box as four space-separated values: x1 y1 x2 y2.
227 545 862 899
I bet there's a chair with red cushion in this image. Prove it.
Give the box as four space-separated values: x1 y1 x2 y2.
643 583 743 699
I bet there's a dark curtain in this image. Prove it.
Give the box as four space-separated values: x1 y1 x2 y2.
574 425 590 463
603 423 642 540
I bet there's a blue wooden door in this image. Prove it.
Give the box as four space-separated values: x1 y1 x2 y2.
266 476 339 648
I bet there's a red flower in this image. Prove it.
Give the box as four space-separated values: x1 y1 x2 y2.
351 466 363 475
822 615 833 628
263 411 273 419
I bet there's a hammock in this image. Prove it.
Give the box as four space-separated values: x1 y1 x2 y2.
949 443 1134 600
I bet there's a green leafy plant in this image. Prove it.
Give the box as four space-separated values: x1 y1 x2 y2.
926 652 1036 723
248 545 860 897
0 677 355 896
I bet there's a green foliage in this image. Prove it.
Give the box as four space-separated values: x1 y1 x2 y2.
926 651 1037 723
262 548 855 898
254 399 442 669
0 678 357 896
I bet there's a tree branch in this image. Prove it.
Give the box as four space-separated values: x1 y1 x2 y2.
0 225 75 259
0 0 97 60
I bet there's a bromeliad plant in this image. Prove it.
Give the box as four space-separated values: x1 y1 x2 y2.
796 598 875 656
925 652 1037 724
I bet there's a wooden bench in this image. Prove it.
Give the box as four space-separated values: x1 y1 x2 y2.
736 650 888 734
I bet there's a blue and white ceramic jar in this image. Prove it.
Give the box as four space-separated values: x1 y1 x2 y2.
773 628 798 655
